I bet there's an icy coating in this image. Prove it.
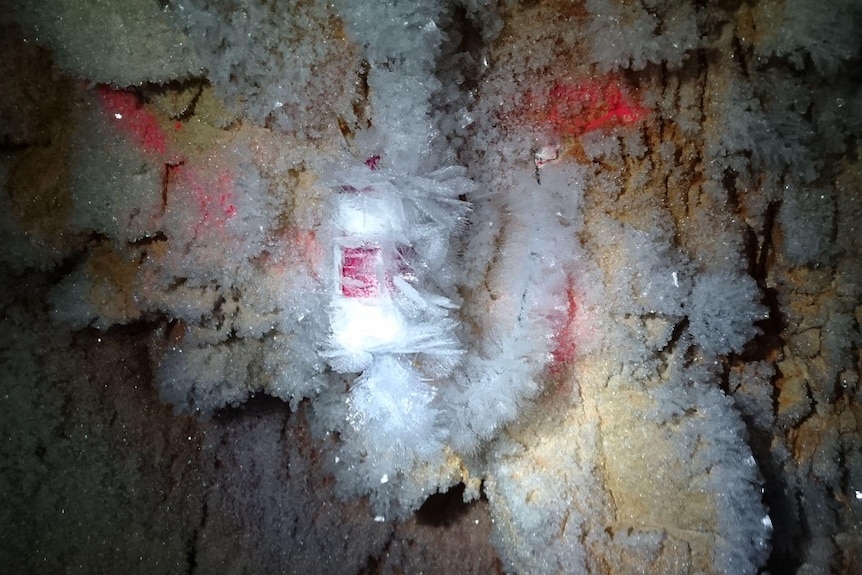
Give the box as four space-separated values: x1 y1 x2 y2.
2 0 861 573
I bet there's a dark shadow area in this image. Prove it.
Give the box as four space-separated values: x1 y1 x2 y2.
212 392 292 423
415 482 473 527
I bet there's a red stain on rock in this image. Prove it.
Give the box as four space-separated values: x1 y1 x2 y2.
549 274 579 373
514 78 649 139
96 86 242 238
96 87 169 156
169 165 237 236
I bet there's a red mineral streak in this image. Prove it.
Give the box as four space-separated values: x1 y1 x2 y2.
549 274 579 373
169 165 238 235
514 78 649 139
96 86 244 244
96 87 170 156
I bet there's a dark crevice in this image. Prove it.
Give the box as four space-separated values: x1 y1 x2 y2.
741 199 784 364
82 320 162 340
415 482 473 527
452 6 485 94
139 78 208 120
161 161 187 218
728 189 800 573
211 392 291 423
718 358 733 395
129 231 168 248
359 550 385 575
177 84 207 122
0 140 31 153
659 316 689 362
352 59 371 129
185 528 199 575
430 2 489 165
186 499 208 575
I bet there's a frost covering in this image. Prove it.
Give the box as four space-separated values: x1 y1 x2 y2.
9 0 860 572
